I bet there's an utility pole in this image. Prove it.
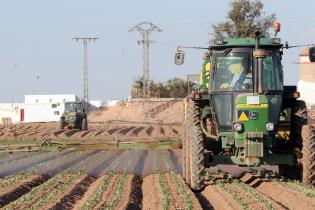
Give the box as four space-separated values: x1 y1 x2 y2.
73 37 98 112
129 21 162 119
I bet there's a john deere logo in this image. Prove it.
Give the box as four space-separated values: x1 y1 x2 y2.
249 111 258 120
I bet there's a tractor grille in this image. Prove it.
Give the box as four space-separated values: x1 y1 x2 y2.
244 139 263 158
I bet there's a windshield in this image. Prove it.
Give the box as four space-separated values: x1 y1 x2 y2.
211 52 252 91
262 53 283 90
65 103 82 112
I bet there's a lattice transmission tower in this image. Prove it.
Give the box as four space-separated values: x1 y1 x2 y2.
129 22 162 118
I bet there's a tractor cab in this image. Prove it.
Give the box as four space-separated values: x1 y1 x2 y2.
209 38 283 132
65 102 84 113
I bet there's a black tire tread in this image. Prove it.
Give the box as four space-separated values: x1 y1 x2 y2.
187 99 205 191
301 125 315 185
59 118 65 130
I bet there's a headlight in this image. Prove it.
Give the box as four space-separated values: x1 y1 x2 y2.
233 123 243 132
266 122 274 131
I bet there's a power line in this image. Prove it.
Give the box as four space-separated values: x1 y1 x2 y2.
129 21 162 119
73 37 98 112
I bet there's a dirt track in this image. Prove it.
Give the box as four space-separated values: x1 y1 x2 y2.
0 150 315 210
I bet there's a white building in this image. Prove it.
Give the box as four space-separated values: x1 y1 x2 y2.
0 94 102 124
106 99 121 108
298 48 315 108
0 103 23 124
23 95 80 122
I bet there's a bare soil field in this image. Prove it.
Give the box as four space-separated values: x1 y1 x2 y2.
0 100 183 143
0 150 314 210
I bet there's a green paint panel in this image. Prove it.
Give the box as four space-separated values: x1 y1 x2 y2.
220 132 234 149
235 94 270 138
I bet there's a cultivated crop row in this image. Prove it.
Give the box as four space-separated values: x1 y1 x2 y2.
0 150 315 210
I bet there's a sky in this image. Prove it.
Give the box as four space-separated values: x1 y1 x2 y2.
0 0 315 102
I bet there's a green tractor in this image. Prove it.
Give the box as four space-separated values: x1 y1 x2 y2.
60 101 88 131
176 31 315 191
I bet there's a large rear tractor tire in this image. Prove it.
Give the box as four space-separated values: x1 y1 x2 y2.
82 118 88 131
291 100 308 148
59 117 65 130
280 100 315 185
183 99 205 191
301 125 315 185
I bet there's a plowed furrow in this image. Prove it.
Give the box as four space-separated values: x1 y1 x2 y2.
201 184 241 210
142 174 164 210
225 182 265 209
107 127 124 135
174 173 203 210
63 130 81 137
255 181 315 210
114 174 134 210
93 174 121 209
0 151 99 207
8 173 76 210
237 180 287 210
73 173 114 210
73 151 128 209
125 151 148 209
195 191 215 210
163 173 186 210
49 151 124 209
172 128 178 134
132 127 144 136
0 175 47 208
160 127 165 135
119 126 136 135
146 126 154 135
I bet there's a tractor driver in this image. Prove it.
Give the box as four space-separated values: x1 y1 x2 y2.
220 57 252 90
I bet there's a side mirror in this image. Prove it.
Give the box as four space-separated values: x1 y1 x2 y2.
174 49 185 65
309 47 315 62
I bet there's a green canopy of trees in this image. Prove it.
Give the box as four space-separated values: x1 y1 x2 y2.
211 0 276 40
131 77 191 98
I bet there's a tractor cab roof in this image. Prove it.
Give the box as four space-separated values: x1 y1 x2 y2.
210 38 282 50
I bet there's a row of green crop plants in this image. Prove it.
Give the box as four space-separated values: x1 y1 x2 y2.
81 150 135 210
153 150 193 210
0 150 135 210
0 173 34 191
3 170 83 210
206 170 274 210
275 179 315 198
207 170 315 210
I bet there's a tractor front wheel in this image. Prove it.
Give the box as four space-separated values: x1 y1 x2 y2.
183 99 205 191
82 118 88 131
59 117 65 130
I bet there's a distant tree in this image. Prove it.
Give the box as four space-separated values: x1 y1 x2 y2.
165 78 188 98
211 0 276 40
131 77 190 98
